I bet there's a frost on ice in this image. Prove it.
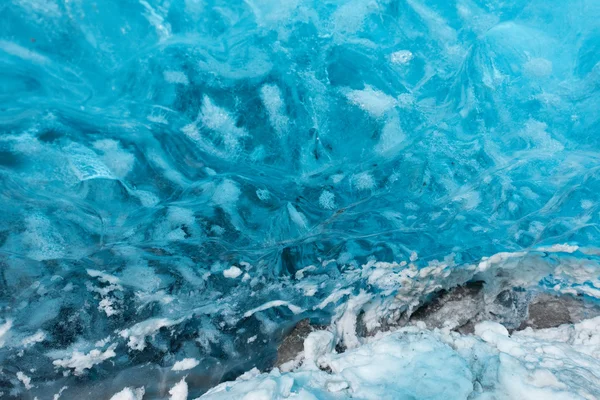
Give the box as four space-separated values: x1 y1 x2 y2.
1 0 600 398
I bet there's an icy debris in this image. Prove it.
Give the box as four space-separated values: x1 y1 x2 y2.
109 387 145 400
315 288 352 310
255 189 270 201
477 251 526 272
211 179 241 212
92 139 135 178
475 320 509 339
286 202 308 229
53 344 117 375
22 330 46 347
200 95 248 152
318 190 335 210
139 0 171 39
409 251 418 262
120 318 182 351
345 86 397 118
351 172 375 190
0 319 12 348
260 84 289 136
201 314 600 400
390 50 414 64
200 330 473 399
375 113 406 154
0 40 50 64
333 290 372 348
53 386 68 400
16 372 32 390
223 266 242 279
169 377 188 400
537 244 579 253
87 269 120 285
172 358 200 371
410 281 484 331
244 301 303 318
99 297 119 316
303 330 334 366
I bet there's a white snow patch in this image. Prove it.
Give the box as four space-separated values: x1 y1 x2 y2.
390 50 414 64
243 301 303 318
53 344 117 375
53 386 68 400
17 371 32 390
169 377 188 400
256 189 270 201
109 387 145 400
0 319 12 348
260 84 289 136
287 202 308 229
318 190 335 210
351 172 375 190
345 86 397 118
22 330 46 347
120 318 182 351
303 330 334 366
200 95 248 152
172 358 200 371
223 266 242 279
537 244 579 253
87 269 120 285
99 297 119 316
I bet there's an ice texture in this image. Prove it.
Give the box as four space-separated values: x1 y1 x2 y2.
0 0 599 398
199 317 600 400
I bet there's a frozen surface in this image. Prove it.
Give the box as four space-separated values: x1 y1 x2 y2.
198 317 600 400
0 0 599 398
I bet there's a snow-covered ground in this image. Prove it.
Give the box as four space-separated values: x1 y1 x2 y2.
108 315 600 399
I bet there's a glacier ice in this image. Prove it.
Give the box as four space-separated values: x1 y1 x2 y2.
0 0 599 398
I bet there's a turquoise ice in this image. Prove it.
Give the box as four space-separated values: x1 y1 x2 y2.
0 0 599 398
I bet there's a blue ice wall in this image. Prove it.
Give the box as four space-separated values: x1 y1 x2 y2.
0 0 599 398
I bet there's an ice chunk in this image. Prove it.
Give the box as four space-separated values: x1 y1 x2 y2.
53 344 118 375
200 96 248 152
318 190 335 210
0 319 12 348
303 330 334 365
260 84 289 136
16 371 32 390
390 50 414 65
345 86 397 118
243 301 303 318
169 377 188 400
120 318 182 351
22 330 46 347
109 387 145 400
223 266 242 279
172 358 200 371
351 172 375 191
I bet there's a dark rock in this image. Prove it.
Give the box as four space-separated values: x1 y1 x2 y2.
275 319 320 367
518 294 600 330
